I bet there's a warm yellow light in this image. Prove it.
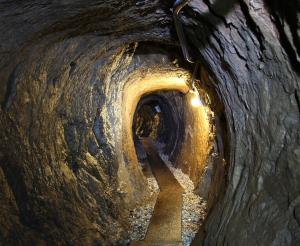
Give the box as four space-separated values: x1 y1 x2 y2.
189 89 202 107
191 96 202 107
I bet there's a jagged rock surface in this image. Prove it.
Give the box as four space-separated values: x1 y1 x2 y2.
186 0 300 245
0 0 299 245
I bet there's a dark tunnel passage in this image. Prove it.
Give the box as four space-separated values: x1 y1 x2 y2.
132 92 183 161
0 0 299 246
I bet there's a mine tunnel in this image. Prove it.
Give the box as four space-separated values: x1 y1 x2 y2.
132 93 179 159
0 0 300 246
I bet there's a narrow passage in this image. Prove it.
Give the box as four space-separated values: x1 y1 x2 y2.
132 138 184 246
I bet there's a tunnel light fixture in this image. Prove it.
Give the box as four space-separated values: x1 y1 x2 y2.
173 0 195 63
173 0 204 109
186 58 204 107
191 94 202 107
189 89 203 107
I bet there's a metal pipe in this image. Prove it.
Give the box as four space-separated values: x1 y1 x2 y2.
173 0 194 63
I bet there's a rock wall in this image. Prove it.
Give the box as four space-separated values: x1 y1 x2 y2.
0 34 131 245
0 0 299 245
186 0 300 245
172 89 213 186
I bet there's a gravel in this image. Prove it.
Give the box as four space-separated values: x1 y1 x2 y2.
128 174 159 241
181 193 207 245
160 154 195 192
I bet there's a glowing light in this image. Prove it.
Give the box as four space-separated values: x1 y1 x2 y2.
191 95 202 107
189 89 202 107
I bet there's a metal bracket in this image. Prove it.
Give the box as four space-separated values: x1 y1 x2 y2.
173 0 195 64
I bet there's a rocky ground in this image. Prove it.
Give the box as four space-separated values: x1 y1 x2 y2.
182 193 207 245
128 161 160 242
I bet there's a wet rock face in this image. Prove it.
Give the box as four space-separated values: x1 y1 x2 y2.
0 1 299 246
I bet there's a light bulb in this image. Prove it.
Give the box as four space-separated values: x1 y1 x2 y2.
189 89 202 107
191 95 202 107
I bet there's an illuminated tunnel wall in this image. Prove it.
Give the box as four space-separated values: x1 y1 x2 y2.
119 67 214 200
1 1 299 245
119 68 190 203
93 42 219 209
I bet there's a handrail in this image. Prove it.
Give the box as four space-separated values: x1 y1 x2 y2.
173 0 195 63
